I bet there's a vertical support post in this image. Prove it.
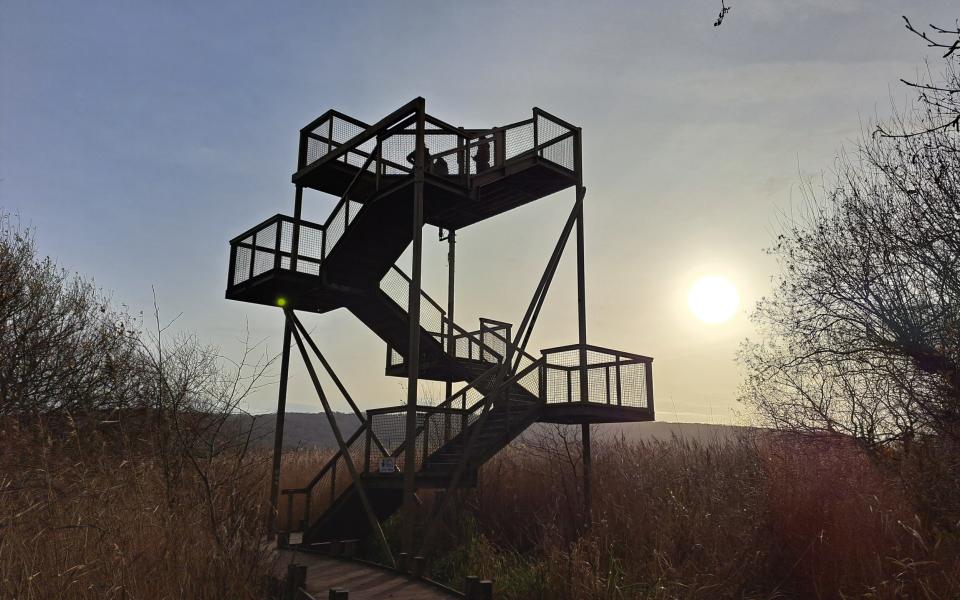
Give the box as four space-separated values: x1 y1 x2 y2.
402 98 427 556
574 124 591 528
274 216 283 271
364 424 372 473
290 186 303 273
645 360 655 413
268 317 293 536
445 229 456 441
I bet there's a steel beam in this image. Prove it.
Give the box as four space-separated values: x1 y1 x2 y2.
402 98 427 555
287 311 395 567
267 318 292 536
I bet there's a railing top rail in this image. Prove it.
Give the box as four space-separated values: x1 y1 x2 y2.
499 116 536 131
540 342 654 363
388 266 448 318
532 106 580 132
465 356 546 417
296 98 423 177
228 213 284 244
229 214 328 245
423 113 467 137
299 108 371 134
479 317 512 328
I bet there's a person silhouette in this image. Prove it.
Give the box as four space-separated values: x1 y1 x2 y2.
432 155 449 176
473 137 491 173
407 146 432 172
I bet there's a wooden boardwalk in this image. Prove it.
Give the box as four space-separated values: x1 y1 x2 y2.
274 547 459 599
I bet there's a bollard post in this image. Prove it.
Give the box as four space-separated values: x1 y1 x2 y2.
285 564 307 600
328 589 349 599
465 575 479 600
478 580 493 600
413 556 425 579
398 552 409 574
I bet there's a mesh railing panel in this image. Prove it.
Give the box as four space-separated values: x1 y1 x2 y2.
229 217 327 287
323 200 362 259
479 324 509 363
536 114 568 145
542 347 651 408
381 134 417 176
233 246 252 285
367 407 467 473
541 135 575 171
379 267 446 336
505 122 535 160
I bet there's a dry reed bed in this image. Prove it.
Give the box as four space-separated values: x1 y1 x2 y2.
422 431 960 599
0 423 274 599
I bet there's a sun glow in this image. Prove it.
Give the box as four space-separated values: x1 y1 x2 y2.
687 276 739 324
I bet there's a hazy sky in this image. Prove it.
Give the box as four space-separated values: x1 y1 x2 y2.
3 1 957 421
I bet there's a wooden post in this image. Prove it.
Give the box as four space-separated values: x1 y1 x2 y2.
413 556 425 579
286 564 307 600
402 98 426 556
465 576 479 600
478 580 494 600
268 318 293 536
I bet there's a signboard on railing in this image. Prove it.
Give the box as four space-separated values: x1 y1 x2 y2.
379 457 396 474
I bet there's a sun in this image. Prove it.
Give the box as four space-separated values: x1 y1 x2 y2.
688 275 739 324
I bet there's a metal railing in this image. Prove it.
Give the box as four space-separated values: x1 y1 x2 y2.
278 344 652 535
297 105 579 185
279 422 381 533
231 105 579 292
541 344 654 409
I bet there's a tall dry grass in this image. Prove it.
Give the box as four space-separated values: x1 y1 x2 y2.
411 429 960 599
0 420 274 599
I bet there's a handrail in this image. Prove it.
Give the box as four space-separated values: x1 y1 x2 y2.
383 362 501 461
229 214 326 245
541 342 653 362
533 106 579 133
387 265 448 319
295 98 422 177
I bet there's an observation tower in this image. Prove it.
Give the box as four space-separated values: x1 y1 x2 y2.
225 98 655 564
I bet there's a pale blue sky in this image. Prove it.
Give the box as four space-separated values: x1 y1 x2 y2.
2 1 956 420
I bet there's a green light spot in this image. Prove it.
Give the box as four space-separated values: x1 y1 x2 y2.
276 297 287 307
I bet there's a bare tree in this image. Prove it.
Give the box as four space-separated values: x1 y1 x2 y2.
0 213 143 418
878 17 960 139
741 53 960 446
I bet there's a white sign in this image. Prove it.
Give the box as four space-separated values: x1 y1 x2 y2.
379 457 396 474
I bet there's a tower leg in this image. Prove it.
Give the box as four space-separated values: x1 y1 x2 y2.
444 229 456 440
267 318 292 537
575 184 591 528
402 99 427 555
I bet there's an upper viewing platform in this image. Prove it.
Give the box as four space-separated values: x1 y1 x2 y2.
292 98 581 230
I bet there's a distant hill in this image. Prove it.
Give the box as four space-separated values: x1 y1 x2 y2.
236 412 750 450
230 412 361 450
